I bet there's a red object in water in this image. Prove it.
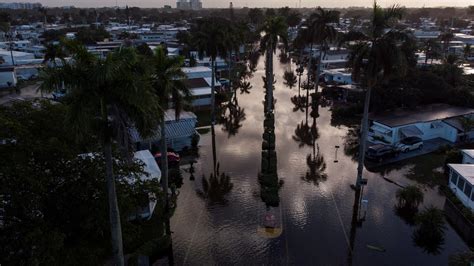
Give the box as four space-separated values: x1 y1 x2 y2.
154 152 180 163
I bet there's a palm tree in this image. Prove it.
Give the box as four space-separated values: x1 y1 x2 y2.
225 22 250 85
459 116 474 142
421 39 442 65
305 8 339 93
192 18 229 124
439 31 454 58
347 2 408 188
412 206 446 254
150 46 190 210
40 44 160 266
43 42 67 66
292 28 307 97
396 185 424 209
464 43 472 60
260 16 288 114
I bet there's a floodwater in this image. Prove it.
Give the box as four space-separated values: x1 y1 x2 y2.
168 50 469 265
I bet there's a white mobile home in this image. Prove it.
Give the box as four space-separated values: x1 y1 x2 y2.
369 104 474 145
131 109 198 152
448 163 474 210
129 150 161 220
181 66 213 79
183 77 213 108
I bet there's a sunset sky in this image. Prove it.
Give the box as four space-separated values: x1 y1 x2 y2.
8 0 473 8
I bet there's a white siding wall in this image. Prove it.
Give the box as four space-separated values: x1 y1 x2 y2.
392 121 458 143
0 71 17 87
449 168 474 210
370 122 395 144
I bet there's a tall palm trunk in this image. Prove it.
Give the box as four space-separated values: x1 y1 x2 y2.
228 51 232 86
314 47 324 93
297 49 303 97
355 85 372 188
306 43 313 123
160 118 169 210
268 44 274 113
104 138 124 266
211 123 217 176
101 102 124 266
298 71 302 97
265 42 274 114
211 59 216 124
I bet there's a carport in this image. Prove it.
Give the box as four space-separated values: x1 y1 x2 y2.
399 125 423 139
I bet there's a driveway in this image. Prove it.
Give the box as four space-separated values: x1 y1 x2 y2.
366 138 453 167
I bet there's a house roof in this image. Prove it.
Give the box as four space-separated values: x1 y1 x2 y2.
443 117 465 131
449 164 474 185
181 66 212 74
370 104 474 128
130 109 197 143
133 150 161 182
183 78 209 89
462 150 474 159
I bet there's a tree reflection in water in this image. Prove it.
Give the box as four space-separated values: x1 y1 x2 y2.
217 94 246 137
291 95 306 112
283 70 297 90
412 206 446 255
197 163 234 205
292 121 313 147
301 145 327 186
196 125 233 204
394 185 424 226
239 81 252 95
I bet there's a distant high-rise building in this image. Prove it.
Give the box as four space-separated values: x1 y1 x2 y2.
190 0 202 9
176 0 202 10
0 2 42 9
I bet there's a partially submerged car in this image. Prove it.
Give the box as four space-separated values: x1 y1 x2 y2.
366 144 399 162
154 151 180 167
396 136 423 153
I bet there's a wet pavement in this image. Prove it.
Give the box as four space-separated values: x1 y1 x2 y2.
167 50 469 265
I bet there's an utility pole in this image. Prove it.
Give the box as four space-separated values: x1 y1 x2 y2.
8 31 15 66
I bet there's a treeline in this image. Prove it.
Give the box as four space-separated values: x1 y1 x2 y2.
1 6 473 28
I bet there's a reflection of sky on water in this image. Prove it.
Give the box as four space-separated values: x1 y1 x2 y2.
168 50 469 265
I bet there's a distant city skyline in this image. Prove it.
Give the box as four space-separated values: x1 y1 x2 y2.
3 0 472 8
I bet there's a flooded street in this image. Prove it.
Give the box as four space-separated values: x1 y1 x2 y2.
169 50 469 265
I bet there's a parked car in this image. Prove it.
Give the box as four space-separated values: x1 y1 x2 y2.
154 152 180 167
366 144 399 162
396 137 423 153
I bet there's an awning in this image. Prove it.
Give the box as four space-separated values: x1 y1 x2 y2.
371 124 391 134
399 125 423 138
